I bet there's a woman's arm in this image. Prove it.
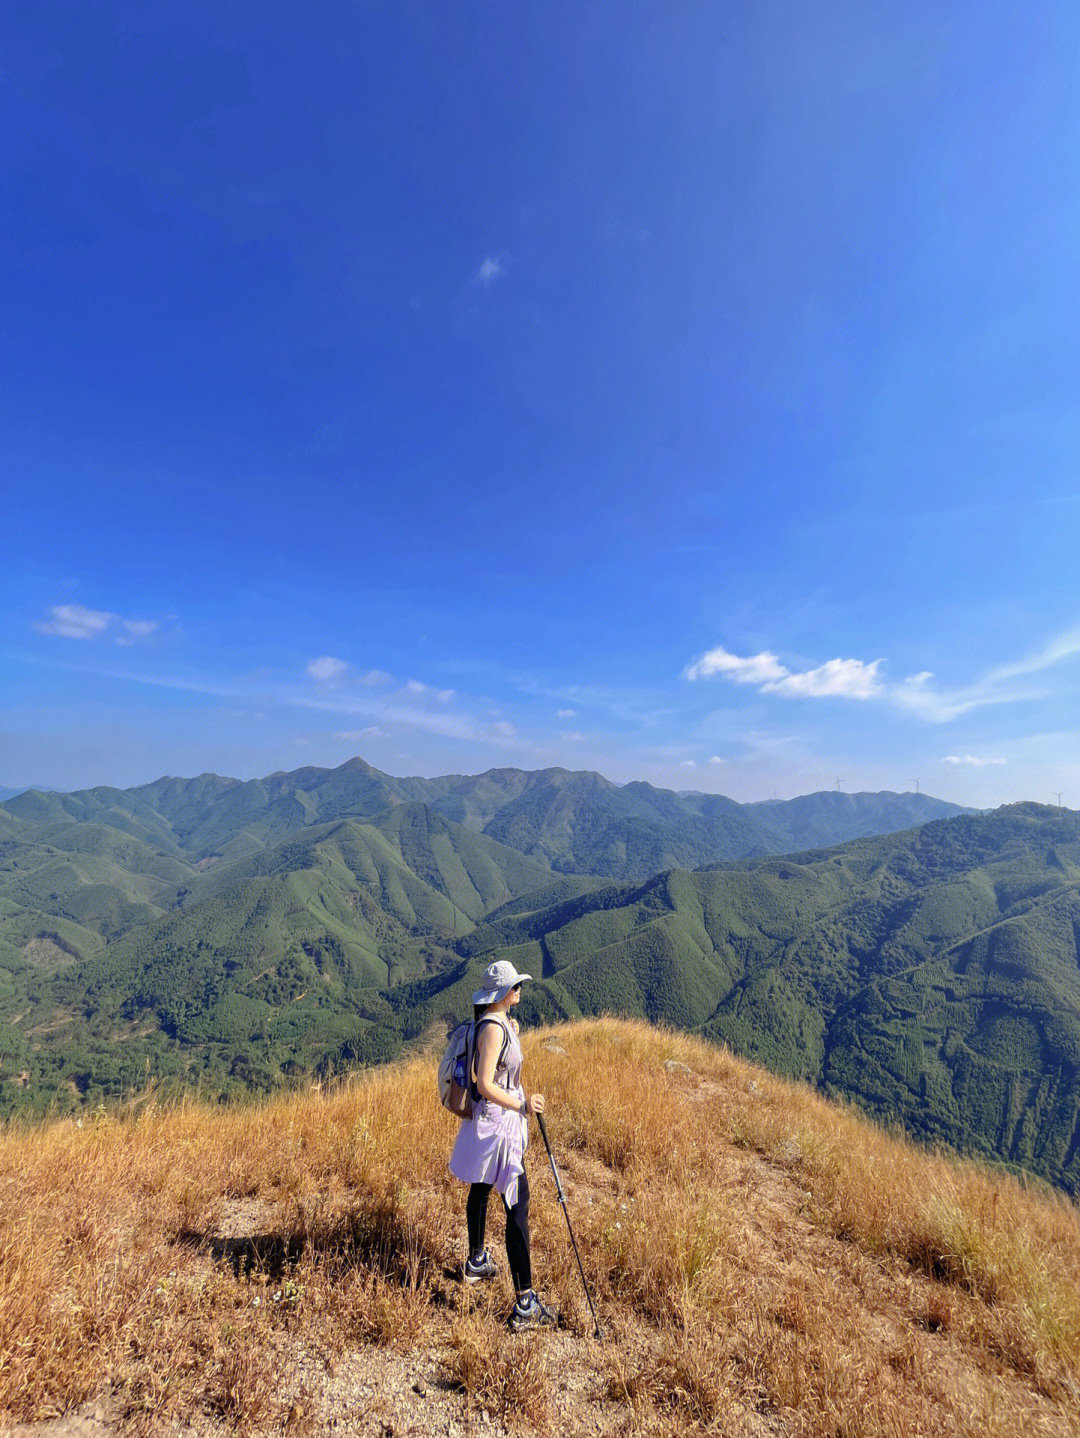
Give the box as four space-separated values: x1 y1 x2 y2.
474 1022 545 1115
475 1022 525 1111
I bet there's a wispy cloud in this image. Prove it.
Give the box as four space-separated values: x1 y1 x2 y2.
474 254 504 285
336 727 384 741
557 708 577 718
893 627 1080 721
306 655 350 682
944 754 1007 767
36 605 115 638
292 689 525 747
116 619 158 646
404 679 455 702
687 625 1080 722
35 604 157 643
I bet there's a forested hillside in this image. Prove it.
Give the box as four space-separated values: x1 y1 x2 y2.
459 804 1080 1193
10 760 1077 1196
1 756 969 878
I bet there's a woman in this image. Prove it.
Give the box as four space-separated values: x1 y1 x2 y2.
448 959 557 1332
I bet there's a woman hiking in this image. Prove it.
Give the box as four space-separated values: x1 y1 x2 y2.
449 959 557 1333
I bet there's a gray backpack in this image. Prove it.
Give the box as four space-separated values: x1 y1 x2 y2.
437 1016 509 1119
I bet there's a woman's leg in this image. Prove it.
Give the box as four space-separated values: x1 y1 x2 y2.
502 1171 532 1293
466 1181 492 1259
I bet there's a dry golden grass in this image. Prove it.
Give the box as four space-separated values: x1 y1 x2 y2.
2 1017 1079 1436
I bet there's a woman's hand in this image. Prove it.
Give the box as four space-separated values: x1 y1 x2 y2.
525 1092 545 1115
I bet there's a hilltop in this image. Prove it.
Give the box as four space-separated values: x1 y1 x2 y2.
2 1019 1077 1437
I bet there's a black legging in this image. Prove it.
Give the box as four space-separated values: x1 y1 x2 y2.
466 1173 532 1293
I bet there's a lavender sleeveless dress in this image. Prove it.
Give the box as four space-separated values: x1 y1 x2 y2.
448 1016 528 1206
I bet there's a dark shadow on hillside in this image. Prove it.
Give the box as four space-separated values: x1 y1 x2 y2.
175 1230 307 1280
174 1196 459 1289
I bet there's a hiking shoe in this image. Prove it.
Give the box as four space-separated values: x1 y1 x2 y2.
507 1291 558 1333
463 1250 498 1284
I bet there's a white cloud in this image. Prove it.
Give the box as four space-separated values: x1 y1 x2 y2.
359 669 394 687
679 759 696 767
561 730 586 742
708 755 725 765
557 708 577 719
35 604 116 639
475 255 504 285
492 720 516 738
306 656 349 682
943 754 1007 767
688 623 1080 722
404 679 455 702
35 604 158 644
765 657 883 700
336 727 384 741
686 646 788 684
687 645 882 700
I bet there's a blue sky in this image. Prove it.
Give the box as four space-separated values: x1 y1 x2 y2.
4 1 1080 806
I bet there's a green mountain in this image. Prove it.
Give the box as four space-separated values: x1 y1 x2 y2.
440 803 1080 1193
0 804 561 1109
745 788 977 853
22 758 1065 1192
2 757 970 880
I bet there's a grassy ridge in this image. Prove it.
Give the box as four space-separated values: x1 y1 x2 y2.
2 1018 1077 1436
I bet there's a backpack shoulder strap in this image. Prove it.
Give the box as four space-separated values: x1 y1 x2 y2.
470 1015 511 1102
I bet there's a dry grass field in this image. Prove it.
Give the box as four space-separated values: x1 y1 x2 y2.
2 1017 1079 1436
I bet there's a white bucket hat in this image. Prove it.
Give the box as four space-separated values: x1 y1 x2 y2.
471 959 533 1007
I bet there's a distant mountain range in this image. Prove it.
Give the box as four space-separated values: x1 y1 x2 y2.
14 760 1077 1196
1 757 970 877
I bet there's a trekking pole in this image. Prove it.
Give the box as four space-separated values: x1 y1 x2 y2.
536 1112 602 1339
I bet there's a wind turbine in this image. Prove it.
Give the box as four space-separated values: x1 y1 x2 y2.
1054 791 1064 809
912 777 920 794
835 776 845 792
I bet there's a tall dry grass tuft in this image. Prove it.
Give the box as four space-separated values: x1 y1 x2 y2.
2 1017 1078 1436
446 1316 553 1430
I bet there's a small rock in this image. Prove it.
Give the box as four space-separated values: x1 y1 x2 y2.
543 1041 566 1055
413 1380 428 1396
746 1079 760 1094
664 1059 691 1075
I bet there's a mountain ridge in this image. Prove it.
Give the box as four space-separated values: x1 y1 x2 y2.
3 756 972 877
